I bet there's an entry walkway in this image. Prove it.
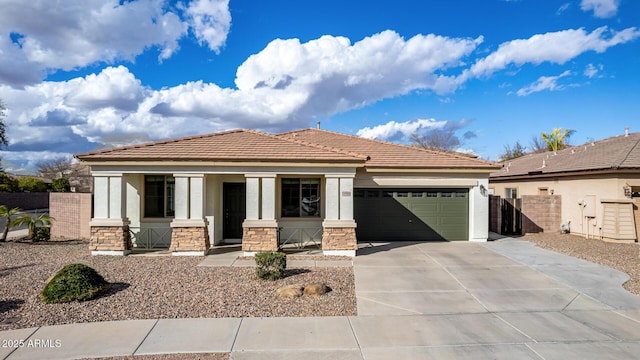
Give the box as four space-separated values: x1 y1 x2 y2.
3 238 640 359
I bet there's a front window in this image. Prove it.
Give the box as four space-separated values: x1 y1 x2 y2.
144 175 175 217
505 188 517 199
281 178 321 217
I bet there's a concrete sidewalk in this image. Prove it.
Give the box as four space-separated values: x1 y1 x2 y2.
3 237 640 359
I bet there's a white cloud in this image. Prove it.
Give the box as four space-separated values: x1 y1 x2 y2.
235 31 481 95
1 30 482 167
0 0 231 87
581 0 620 18
183 0 231 53
1 150 74 175
584 63 604 78
460 26 640 82
65 66 146 111
154 30 481 124
1 25 638 173
556 3 571 15
356 119 446 141
516 70 572 96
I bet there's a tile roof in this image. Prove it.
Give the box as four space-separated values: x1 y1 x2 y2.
491 132 640 179
75 129 367 163
277 128 500 169
75 128 500 170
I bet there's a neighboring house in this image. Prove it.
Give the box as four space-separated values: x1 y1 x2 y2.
66 163 93 193
490 130 640 242
75 128 500 256
37 162 93 193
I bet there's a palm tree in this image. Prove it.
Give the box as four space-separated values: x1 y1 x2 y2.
541 128 576 152
12 213 54 241
0 205 22 242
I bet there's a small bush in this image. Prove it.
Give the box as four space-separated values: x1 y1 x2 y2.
41 263 109 304
34 226 50 241
0 173 19 192
18 177 48 192
255 252 286 280
51 178 71 192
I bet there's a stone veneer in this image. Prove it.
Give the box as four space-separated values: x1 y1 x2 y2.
242 227 278 252
90 225 132 252
170 226 210 252
322 227 357 250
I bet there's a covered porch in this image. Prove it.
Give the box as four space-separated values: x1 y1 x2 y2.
88 169 358 257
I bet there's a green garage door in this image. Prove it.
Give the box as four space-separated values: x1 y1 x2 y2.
354 189 469 241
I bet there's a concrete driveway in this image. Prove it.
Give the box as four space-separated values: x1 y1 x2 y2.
4 238 640 359
353 238 640 359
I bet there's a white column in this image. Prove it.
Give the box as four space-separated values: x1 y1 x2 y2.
261 176 276 220
189 175 205 220
470 179 489 242
174 176 189 220
93 176 109 219
108 176 124 219
325 177 339 220
91 174 128 228
339 177 354 220
245 177 260 220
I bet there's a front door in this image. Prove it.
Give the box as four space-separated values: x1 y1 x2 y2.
223 183 246 239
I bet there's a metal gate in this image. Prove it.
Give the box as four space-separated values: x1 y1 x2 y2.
501 198 522 235
129 227 172 249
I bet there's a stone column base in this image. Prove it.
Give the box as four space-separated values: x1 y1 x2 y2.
242 226 278 253
90 219 132 255
322 220 357 257
170 225 210 255
322 227 357 250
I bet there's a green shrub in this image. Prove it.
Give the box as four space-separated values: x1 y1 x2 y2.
41 263 110 304
34 226 50 241
0 173 18 192
18 177 48 192
51 178 71 192
255 252 286 280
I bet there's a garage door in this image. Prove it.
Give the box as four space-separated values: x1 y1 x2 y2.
354 188 469 241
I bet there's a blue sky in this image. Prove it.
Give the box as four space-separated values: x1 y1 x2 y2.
0 0 638 173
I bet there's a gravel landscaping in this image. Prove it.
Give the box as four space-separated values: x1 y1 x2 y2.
518 232 640 296
0 240 356 331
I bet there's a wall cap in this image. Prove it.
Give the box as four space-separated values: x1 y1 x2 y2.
322 220 357 228
242 219 278 228
170 219 208 228
90 218 130 227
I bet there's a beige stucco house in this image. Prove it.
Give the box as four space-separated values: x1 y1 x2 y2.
490 131 640 242
75 128 500 256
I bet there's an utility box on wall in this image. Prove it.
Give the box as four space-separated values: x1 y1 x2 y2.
582 195 596 218
601 199 637 242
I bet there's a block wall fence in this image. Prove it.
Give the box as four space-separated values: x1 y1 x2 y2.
49 193 92 240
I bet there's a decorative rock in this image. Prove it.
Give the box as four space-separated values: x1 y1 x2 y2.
304 283 330 296
276 284 303 298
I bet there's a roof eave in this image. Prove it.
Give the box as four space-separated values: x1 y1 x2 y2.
77 158 366 167
365 165 502 174
490 167 640 181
